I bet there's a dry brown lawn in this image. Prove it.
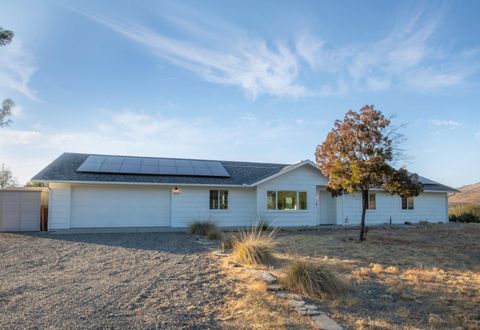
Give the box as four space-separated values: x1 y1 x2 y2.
273 223 480 330
217 259 316 329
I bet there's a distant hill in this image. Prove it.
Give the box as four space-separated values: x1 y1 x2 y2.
449 182 480 206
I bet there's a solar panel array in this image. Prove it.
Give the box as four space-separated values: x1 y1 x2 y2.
77 155 231 177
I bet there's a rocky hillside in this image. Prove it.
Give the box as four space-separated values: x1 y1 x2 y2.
449 182 480 205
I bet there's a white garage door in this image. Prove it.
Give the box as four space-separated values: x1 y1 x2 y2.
71 186 171 228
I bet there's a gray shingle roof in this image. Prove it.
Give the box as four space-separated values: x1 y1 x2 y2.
418 176 458 192
31 152 458 192
31 153 289 186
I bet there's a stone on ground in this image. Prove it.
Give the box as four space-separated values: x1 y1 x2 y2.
311 314 343 330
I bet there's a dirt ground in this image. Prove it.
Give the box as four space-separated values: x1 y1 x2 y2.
1 225 478 330
0 232 233 329
274 223 480 330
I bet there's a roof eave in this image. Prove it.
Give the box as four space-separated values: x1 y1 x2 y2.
32 179 253 188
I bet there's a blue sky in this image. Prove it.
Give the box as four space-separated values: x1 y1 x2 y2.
0 0 479 187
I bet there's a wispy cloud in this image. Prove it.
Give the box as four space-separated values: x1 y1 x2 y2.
0 40 38 100
425 119 462 127
73 9 305 99
70 4 480 99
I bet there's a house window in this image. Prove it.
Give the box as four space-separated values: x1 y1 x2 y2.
364 193 376 210
266 191 307 210
401 194 414 210
267 191 276 210
299 192 307 210
278 191 297 210
210 190 228 210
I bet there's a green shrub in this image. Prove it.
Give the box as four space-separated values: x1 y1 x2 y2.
188 221 218 236
449 212 480 223
448 204 480 223
283 260 347 300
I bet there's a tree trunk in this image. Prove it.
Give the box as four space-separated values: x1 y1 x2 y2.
359 189 368 241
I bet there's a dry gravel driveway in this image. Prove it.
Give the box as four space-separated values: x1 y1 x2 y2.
0 232 232 329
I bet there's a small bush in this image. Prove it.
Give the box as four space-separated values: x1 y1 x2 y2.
284 260 347 299
221 235 238 251
449 212 480 223
206 229 224 240
449 203 480 217
232 227 278 265
188 221 218 236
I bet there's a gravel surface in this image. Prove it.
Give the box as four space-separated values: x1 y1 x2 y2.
0 232 232 329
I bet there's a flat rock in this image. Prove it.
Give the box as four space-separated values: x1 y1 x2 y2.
287 293 302 300
266 284 282 291
300 309 320 316
289 299 305 308
258 272 277 284
311 314 343 330
275 292 288 299
304 304 319 310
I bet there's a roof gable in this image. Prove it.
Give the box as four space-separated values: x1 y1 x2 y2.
250 160 326 186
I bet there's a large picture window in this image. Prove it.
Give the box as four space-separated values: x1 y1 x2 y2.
210 190 228 210
267 191 307 210
401 194 414 210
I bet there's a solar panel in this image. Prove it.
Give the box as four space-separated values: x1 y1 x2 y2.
120 164 141 174
176 166 195 175
77 155 230 177
206 161 230 177
158 166 177 175
76 155 106 172
158 159 175 167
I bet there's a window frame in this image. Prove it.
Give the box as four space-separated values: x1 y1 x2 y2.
364 192 377 210
266 190 308 211
401 194 414 210
209 190 229 210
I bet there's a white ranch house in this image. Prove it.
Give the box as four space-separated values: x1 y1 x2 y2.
31 153 456 230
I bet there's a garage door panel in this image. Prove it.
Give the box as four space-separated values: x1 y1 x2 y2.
71 187 170 228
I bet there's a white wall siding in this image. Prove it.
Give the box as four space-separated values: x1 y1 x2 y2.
337 192 448 225
171 187 256 228
257 166 327 227
49 183 71 230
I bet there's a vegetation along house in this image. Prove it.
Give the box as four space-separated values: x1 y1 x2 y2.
31 152 457 230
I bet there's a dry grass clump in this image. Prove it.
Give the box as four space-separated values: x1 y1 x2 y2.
232 227 278 266
206 229 224 240
188 221 218 236
284 259 348 300
220 235 238 251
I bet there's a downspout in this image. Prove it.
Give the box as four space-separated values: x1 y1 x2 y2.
342 194 345 226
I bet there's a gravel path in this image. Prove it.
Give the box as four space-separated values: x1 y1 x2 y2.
0 232 232 329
